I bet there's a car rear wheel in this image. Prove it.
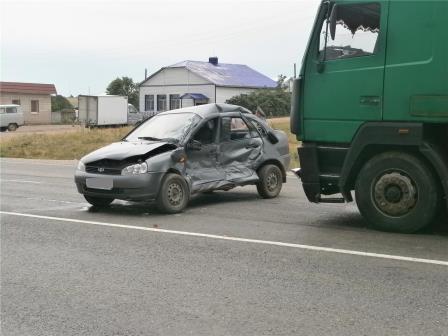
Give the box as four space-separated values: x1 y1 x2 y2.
7 123 18 132
355 151 441 233
84 195 114 207
156 173 189 214
257 164 283 199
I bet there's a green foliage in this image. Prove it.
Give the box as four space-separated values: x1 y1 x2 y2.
51 95 73 112
106 77 138 107
226 75 291 117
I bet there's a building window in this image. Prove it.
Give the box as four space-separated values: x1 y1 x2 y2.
157 95 167 112
12 99 20 105
144 95 154 111
169 94 180 110
31 100 39 113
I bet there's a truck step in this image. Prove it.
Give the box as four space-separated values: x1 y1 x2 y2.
318 197 345 204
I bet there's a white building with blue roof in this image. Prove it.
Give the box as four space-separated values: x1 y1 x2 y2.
139 57 276 113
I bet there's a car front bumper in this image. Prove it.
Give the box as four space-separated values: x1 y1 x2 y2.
74 171 165 201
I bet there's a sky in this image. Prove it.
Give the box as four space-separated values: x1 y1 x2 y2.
0 0 320 96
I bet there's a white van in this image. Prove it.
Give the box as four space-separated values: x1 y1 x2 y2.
0 104 25 131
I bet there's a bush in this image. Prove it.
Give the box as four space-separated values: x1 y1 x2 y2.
226 75 291 117
51 95 74 112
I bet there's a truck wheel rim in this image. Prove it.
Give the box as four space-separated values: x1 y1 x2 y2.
167 182 183 206
266 170 279 192
372 171 417 217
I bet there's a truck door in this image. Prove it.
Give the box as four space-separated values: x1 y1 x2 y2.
303 1 388 143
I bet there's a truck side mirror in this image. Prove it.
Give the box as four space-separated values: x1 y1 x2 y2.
329 4 338 41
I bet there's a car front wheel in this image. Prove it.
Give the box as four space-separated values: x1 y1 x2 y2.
156 173 189 214
257 164 283 199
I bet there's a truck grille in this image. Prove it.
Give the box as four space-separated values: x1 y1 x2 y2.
86 159 123 175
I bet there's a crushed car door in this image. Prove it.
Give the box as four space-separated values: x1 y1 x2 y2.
185 117 223 190
218 115 263 181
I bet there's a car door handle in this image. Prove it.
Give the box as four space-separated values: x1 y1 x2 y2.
245 143 260 149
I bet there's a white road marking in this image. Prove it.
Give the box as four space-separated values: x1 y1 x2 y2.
0 179 42 184
1 211 447 267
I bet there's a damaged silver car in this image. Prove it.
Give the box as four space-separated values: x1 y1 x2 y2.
74 103 290 213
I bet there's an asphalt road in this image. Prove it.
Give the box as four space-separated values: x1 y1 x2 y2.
1 158 447 336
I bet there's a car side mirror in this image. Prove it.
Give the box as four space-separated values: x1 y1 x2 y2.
267 130 279 144
187 140 202 151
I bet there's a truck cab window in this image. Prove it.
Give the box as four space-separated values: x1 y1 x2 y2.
319 3 380 60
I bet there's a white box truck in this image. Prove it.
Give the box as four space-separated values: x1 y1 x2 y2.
78 95 129 127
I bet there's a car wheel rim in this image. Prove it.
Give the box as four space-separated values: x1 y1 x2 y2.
372 171 418 217
266 170 279 192
167 182 183 206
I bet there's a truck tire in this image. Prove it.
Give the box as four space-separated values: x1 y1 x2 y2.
257 164 283 199
84 195 114 207
7 123 18 132
355 151 441 233
156 173 189 214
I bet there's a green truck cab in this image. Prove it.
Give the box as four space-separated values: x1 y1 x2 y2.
291 0 448 233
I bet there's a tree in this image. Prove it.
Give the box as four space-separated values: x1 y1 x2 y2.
106 77 139 107
226 75 291 117
51 95 73 112
276 74 288 90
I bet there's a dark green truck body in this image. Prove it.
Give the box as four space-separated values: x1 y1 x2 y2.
291 0 448 232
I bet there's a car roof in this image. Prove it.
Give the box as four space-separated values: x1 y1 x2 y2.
158 103 253 119
0 104 20 108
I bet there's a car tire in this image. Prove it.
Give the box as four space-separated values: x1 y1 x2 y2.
355 151 441 233
257 164 283 199
7 123 18 132
84 195 114 207
156 173 189 214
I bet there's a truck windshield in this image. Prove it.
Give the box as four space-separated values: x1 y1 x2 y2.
125 112 201 143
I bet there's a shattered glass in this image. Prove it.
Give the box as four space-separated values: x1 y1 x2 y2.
320 3 381 60
125 113 201 143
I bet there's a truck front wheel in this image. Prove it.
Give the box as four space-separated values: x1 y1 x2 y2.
355 152 440 233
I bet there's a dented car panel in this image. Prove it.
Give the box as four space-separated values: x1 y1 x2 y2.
74 103 290 206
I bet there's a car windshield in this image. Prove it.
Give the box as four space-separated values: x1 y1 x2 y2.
125 112 201 143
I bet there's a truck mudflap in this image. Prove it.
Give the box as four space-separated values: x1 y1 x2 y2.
295 144 321 203
290 167 318 203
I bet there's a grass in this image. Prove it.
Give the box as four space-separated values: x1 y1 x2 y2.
0 117 300 167
0 127 132 160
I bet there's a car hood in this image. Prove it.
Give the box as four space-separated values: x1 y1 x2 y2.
82 141 177 162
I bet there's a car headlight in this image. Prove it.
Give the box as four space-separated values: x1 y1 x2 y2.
77 161 85 172
121 162 148 175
